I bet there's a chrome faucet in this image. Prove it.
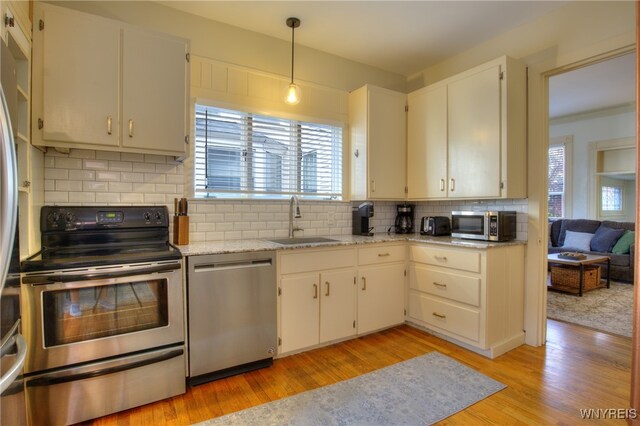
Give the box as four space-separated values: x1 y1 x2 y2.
288 195 303 238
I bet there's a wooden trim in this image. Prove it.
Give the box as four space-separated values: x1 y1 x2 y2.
632 1 640 422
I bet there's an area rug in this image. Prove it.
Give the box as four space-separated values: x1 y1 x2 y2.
547 281 633 337
197 352 506 426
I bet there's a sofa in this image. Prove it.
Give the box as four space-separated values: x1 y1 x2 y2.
548 219 635 283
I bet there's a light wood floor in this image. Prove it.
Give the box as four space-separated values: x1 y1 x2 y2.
86 320 631 425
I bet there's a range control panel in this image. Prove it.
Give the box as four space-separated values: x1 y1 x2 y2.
42 206 169 231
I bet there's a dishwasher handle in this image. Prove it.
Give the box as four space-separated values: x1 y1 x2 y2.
193 259 272 273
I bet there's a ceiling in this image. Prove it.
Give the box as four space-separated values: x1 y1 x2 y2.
158 1 635 118
549 53 636 119
158 1 566 77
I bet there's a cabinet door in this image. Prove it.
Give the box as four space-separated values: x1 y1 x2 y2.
279 274 320 354
357 263 405 335
407 85 447 199
367 86 406 199
40 5 119 146
122 27 187 153
447 65 501 198
320 269 356 343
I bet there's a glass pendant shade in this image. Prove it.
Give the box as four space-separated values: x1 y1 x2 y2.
285 83 301 105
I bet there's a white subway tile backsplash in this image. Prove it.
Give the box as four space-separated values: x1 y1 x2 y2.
108 182 133 193
45 168 69 180
44 149 528 243
121 193 144 203
69 192 95 203
55 180 82 192
69 170 96 181
109 161 133 172
83 181 109 192
83 159 109 170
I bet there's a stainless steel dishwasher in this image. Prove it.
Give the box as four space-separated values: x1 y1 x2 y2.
186 251 276 385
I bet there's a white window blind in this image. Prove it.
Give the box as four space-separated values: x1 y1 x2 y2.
548 144 566 219
194 105 343 199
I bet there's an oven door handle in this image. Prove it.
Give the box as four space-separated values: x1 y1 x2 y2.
23 262 181 285
0 334 27 394
26 347 184 387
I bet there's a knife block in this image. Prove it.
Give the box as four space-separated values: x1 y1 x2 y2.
173 216 189 245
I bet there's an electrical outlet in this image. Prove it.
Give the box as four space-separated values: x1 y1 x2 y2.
326 212 335 226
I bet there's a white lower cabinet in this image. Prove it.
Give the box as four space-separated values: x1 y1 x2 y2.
278 243 407 355
278 247 357 355
407 243 524 358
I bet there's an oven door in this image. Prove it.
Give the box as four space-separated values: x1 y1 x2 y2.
22 260 183 373
451 212 489 240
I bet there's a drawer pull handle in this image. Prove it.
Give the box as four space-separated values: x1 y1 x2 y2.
128 119 134 138
313 284 318 299
433 282 447 288
440 179 445 192
434 256 448 262
449 178 455 192
325 281 330 297
378 253 390 257
107 116 112 135
361 277 367 291
432 312 446 319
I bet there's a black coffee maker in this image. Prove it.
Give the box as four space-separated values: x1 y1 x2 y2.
352 202 374 236
394 203 415 234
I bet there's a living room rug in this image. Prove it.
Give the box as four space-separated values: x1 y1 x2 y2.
547 281 633 337
197 352 506 426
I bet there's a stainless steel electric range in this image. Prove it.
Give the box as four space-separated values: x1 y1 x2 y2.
21 206 185 426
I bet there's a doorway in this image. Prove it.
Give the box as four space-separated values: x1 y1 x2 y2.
546 52 636 338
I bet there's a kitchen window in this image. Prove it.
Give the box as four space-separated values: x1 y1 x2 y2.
194 104 343 200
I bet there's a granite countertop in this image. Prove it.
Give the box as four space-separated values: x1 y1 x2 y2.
176 234 526 256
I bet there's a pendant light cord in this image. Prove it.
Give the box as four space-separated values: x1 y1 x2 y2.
290 24 295 84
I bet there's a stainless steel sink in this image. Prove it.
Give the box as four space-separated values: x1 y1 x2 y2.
267 237 339 245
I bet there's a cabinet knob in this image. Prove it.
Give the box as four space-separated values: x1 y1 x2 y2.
354 149 359 158
4 15 15 28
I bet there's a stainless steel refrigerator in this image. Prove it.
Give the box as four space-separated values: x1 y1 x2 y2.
0 80 27 424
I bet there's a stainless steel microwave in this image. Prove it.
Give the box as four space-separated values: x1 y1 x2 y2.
451 211 517 241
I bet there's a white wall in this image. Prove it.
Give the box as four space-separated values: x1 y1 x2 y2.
550 105 636 219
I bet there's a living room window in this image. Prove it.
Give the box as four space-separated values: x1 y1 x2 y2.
548 145 566 218
194 105 343 200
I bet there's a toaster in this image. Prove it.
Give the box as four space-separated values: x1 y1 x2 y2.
420 216 451 236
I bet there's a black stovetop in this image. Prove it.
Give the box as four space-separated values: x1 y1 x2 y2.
22 206 182 273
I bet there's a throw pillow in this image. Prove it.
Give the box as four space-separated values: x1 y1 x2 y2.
612 230 635 254
590 226 626 252
561 230 594 251
557 219 602 246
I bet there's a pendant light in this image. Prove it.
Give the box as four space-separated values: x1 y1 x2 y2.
285 17 301 105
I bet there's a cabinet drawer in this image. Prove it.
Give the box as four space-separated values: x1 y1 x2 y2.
410 245 480 273
358 244 405 265
409 264 480 307
408 292 480 342
279 248 355 275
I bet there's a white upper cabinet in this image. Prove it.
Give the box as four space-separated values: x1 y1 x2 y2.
407 85 447 199
121 27 187 152
39 5 120 147
349 85 407 200
32 3 189 156
407 56 527 200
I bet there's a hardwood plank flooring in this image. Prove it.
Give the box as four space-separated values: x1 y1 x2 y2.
85 320 631 425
